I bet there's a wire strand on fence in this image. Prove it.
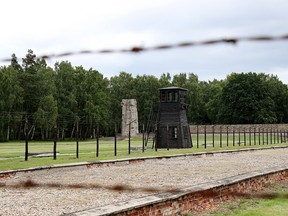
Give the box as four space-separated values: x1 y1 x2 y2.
1 34 288 62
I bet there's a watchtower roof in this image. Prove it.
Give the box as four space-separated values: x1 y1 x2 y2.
159 86 187 91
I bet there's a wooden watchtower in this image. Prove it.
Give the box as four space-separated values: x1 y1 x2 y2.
156 87 192 148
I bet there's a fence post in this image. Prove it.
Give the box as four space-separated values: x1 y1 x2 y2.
249 127 251 146
155 126 158 152
226 126 229 147
266 128 269 145
114 123 117 156
142 124 145 152
277 129 280 143
76 118 79 159
233 127 235 146
238 127 241 146
254 127 256 145
204 125 207 148
53 123 57 160
258 128 261 145
128 123 131 154
244 127 246 146
220 126 222 148
96 123 99 157
212 125 215 148
262 128 265 145
190 125 193 148
24 116 29 161
196 125 199 148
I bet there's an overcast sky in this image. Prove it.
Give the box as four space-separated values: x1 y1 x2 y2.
1 0 288 83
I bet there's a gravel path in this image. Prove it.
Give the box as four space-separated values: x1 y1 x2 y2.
0 148 288 216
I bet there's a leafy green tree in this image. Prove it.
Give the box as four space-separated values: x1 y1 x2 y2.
109 72 136 129
159 73 172 87
133 75 160 125
34 61 58 139
82 68 110 137
54 61 78 139
261 74 288 123
55 62 111 138
171 73 187 87
11 53 23 72
34 95 58 140
19 50 58 139
0 65 23 140
218 72 277 124
187 75 207 124
205 79 224 123
20 49 39 114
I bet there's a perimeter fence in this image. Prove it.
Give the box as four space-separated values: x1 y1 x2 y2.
190 124 288 148
1 123 288 161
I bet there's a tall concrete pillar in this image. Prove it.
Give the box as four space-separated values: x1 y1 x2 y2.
121 99 139 137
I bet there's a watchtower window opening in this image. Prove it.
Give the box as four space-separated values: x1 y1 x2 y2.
160 91 166 102
170 126 178 139
180 91 186 103
173 92 178 102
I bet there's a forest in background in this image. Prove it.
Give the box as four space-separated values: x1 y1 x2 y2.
1 49 288 141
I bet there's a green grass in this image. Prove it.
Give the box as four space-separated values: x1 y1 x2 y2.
0 134 288 171
203 181 288 216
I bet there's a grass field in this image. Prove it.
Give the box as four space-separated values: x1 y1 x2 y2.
1 133 288 171
202 180 288 216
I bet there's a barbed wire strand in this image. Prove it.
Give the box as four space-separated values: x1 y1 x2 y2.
1 179 288 200
1 34 288 62
0 179 181 194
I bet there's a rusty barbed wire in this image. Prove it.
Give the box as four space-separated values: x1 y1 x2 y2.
0 179 181 194
1 179 288 200
1 34 288 62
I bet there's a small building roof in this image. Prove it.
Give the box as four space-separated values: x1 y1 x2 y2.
159 86 187 91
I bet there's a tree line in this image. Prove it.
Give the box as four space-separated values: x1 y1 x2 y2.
0 49 288 141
